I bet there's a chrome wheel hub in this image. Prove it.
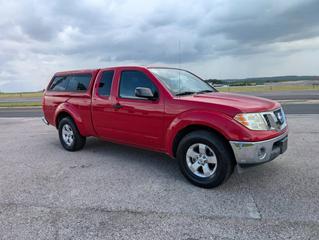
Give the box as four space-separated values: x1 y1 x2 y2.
62 124 74 146
186 143 217 178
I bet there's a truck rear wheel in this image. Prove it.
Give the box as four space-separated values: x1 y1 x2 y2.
58 117 86 151
177 130 234 188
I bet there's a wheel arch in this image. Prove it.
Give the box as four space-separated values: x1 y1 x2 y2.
171 124 236 167
54 102 87 135
55 111 73 129
166 109 249 159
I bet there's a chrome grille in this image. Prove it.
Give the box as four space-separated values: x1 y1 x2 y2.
263 114 272 129
262 108 287 131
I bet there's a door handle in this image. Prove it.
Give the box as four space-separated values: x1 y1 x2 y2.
112 103 123 109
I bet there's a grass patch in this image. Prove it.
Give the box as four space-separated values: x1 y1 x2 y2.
0 91 43 98
217 85 319 92
0 102 41 107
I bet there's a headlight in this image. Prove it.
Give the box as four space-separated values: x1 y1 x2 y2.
234 113 268 130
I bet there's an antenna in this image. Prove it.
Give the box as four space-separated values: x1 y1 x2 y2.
178 40 181 69
178 40 181 92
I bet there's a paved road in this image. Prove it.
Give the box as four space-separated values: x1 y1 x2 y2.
0 107 43 118
238 90 319 100
282 103 319 114
0 102 318 118
0 116 318 239
0 97 41 103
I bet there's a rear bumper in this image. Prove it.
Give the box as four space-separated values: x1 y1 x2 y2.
229 131 288 165
41 116 49 125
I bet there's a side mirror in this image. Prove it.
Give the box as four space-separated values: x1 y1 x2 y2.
135 87 157 100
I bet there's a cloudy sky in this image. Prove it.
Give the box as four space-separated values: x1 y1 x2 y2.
1 0 319 92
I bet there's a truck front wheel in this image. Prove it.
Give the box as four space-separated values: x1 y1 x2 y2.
177 130 234 188
58 117 86 151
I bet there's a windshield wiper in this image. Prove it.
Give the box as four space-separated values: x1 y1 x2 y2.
175 91 196 96
196 90 214 94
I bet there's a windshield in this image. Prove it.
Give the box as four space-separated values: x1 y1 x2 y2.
149 68 216 96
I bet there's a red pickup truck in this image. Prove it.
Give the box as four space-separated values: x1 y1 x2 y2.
42 66 288 188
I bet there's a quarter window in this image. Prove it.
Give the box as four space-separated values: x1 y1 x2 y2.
67 74 92 92
98 71 114 96
119 70 157 99
49 76 69 91
49 74 92 92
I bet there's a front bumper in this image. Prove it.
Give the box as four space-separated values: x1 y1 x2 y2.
229 131 288 165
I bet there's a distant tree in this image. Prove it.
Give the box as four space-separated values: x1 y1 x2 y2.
206 79 224 85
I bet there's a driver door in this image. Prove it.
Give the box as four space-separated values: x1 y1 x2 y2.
110 69 165 150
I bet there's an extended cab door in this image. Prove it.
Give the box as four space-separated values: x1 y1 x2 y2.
91 69 117 138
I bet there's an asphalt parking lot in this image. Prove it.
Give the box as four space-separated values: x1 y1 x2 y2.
0 115 318 239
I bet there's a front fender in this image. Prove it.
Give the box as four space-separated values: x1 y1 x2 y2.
165 109 253 157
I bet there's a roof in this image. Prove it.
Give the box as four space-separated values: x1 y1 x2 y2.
54 65 189 76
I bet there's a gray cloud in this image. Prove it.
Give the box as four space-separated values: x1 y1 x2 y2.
211 0 319 44
0 0 319 91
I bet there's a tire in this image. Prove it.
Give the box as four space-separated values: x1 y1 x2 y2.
177 130 234 188
58 117 86 151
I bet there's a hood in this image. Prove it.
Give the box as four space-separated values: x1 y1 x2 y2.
179 92 280 115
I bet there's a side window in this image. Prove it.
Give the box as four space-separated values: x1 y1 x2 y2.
119 70 157 99
49 76 69 91
67 74 92 92
98 71 114 96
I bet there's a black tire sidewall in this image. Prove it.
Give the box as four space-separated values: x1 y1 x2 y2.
58 117 84 151
177 131 233 188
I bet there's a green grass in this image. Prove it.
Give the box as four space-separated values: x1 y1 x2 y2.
0 102 41 107
0 91 42 107
217 85 319 92
0 91 43 98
